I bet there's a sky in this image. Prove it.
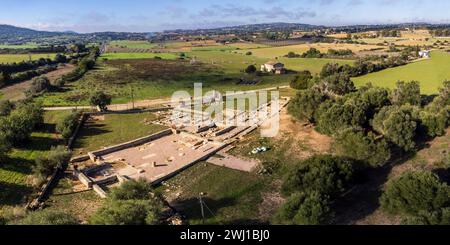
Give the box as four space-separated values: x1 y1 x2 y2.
1 0 450 33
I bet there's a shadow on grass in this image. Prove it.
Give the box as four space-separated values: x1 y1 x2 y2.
1 157 34 175
172 196 236 224
0 181 34 206
14 136 60 152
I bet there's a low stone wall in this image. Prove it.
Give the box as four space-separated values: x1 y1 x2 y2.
74 170 93 188
89 129 173 161
214 126 236 137
92 184 107 199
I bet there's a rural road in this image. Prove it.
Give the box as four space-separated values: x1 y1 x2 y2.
0 64 76 102
43 86 290 111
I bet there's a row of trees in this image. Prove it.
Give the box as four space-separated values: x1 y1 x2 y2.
285 48 354 59
430 29 450 37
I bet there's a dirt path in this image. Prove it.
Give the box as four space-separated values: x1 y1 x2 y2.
0 64 76 101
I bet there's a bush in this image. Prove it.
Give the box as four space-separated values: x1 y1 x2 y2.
288 89 327 123
402 208 450 225
380 171 450 216
26 76 51 97
15 210 78 225
0 102 43 145
290 71 313 90
334 129 391 167
89 91 111 111
0 100 13 116
391 81 421 106
245 51 252 55
90 179 164 225
32 146 72 177
245 65 257 74
274 191 333 225
372 105 420 152
0 133 11 163
419 110 448 138
320 73 355 95
56 111 80 140
281 155 356 197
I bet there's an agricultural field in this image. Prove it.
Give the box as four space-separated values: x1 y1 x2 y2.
100 52 179 60
0 53 56 64
72 111 167 155
0 110 71 213
353 50 450 94
0 43 39 49
235 43 385 59
108 40 157 49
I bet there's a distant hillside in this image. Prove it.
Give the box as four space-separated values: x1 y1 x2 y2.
0 24 63 44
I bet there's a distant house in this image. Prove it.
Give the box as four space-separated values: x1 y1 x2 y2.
261 61 285 74
419 50 431 59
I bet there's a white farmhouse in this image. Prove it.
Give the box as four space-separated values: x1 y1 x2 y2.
419 50 431 59
261 61 286 74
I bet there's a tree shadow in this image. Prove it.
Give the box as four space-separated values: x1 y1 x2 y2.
171 196 236 224
0 157 34 175
75 123 112 139
0 181 34 206
432 168 450 184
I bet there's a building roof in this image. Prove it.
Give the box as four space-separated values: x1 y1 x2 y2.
265 61 284 66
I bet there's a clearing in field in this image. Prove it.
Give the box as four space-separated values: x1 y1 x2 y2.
0 53 57 64
353 51 450 94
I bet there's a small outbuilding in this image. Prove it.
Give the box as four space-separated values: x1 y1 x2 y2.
261 61 286 74
419 50 431 59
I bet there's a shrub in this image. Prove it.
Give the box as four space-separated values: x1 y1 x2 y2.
0 100 14 116
333 129 391 167
372 105 420 152
0 133 11 163
391 81 421 106
281 155 356 197
26 76 51 96
380 171 450 216
32 146 71 177
245 65 257 74
89 91 111 112
245 51 252 55
290 71 313 90
402 208 450 225
0 102 43 145
288 89 327 123
274 191 333 225
419 110 448 138
15 210 78 225
56 111 80 140
90 179 164 225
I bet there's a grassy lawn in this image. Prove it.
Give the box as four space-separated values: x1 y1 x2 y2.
101 52 179 60
44 178 104 223
0 110 70 212
0 53 57 64
353 51 450 95
158 163 269 225
72 111 167 155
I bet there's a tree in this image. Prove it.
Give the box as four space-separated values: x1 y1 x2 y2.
372 105 420 152
54 53 67 63
90 179 164 225
333 129 391 167
402 208 450 225
288 89 327 123
274 191 333 225
15 210 78 225
0 102 43 145
301 48 323 58
419 110 448 138
391 81 421 106
89 91 111 112
26 76 51 96
380 171 450 216
0 133 11 163
290 71 313 90
245 65 257 74
321 73 355 95
0 72 10 88
315 99 368 136
56 111 80 140
32 146 72 178
281 155 356 198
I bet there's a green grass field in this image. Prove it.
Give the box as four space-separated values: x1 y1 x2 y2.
72 112 167 155
0 53 56 64
157 162 269 225
353 51 450 94
0 110 70 212
108 40 157 49
0 43 39 49
100 52 179 60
